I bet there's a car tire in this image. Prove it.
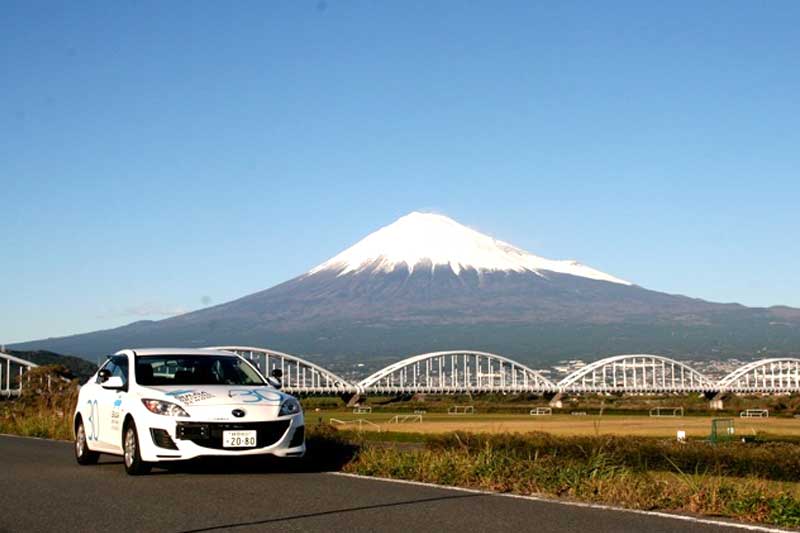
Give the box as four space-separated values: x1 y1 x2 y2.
75 418 100 465
123 419 152 476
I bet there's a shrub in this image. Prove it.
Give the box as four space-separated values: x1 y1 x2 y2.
0 365 79 441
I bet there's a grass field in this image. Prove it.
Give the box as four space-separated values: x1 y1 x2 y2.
308 409 800 438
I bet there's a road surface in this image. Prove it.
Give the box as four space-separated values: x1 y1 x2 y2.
0 435 783 533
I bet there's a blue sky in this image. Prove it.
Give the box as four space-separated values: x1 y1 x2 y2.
2 1 799 344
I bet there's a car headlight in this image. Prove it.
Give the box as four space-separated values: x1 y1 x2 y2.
279 397 301 416
142 399 190 417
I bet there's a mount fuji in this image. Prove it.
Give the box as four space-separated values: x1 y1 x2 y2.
309 212 631 284
12 212 800 363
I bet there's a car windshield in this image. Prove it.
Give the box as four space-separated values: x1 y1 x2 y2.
135 355 265 386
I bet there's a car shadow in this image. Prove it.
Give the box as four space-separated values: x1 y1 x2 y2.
173 493 483 532
145 438 359 476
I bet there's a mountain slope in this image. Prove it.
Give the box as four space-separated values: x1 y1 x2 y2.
6 350 99 380
10 212 800 363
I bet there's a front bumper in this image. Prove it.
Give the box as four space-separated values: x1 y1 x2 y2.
138 412 305 462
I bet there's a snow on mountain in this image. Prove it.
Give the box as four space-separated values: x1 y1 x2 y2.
309 212 632 285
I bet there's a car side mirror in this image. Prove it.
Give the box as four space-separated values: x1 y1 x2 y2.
101 376 125 390
97 368 112 383
267 369 283 389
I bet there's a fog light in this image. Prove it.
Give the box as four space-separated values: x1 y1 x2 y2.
150 428 178 450
289 426 305 447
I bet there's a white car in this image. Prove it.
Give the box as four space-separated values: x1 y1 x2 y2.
73 348 305 475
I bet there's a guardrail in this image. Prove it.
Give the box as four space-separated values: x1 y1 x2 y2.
0 352 39 397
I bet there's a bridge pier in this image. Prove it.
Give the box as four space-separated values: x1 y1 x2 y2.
547 392 563 409
342 393 362 408
707 391 725 410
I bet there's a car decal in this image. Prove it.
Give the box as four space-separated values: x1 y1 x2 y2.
228 389 282 403
110 397 122 433
86 399 99 441
164 389 215 405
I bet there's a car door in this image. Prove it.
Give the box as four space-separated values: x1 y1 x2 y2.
96 355 129 451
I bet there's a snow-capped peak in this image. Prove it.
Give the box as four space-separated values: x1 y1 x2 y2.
308 212 632 285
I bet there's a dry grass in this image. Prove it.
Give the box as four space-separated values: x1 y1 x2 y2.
343 430 800 527
313 410 799 438
0 366 78 440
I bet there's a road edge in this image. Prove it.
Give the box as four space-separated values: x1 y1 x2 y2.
0 432 70 442
328 471 793 533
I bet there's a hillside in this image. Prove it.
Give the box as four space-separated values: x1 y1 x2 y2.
7 350 98 381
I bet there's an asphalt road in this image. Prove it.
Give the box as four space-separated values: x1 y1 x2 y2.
0 435 783 533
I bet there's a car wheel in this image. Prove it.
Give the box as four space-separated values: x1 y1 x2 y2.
75 419 100 465
123 420 152 476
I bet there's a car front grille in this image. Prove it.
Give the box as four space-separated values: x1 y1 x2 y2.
175 421 291 450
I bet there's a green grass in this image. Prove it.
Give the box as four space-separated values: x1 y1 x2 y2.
301 393 800 418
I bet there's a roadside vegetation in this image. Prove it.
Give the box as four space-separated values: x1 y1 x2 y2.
339 429 800 528
0 366 79 440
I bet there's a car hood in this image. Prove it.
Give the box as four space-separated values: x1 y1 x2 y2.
136 385 289 407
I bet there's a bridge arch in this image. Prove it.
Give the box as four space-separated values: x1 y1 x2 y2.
1 351 39 397
557 354 716 393
358 350 557 394
207 346 358 394
718 358 800 393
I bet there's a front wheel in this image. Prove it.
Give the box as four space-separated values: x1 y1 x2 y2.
75 419 100 465
123 420 151 476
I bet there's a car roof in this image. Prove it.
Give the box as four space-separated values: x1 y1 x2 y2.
116 348 239 357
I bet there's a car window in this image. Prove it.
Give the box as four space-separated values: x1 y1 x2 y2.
111 356 129 386
135 355 265 386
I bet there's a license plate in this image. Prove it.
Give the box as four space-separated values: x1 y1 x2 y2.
222 430 257 448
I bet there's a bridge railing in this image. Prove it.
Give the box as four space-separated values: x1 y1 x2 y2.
0 352 39 397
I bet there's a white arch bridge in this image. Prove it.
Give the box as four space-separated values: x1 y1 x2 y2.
210 346 359 394
5 348 800 397
212 347 800 396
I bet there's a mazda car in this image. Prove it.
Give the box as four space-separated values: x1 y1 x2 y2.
73 348 305 475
